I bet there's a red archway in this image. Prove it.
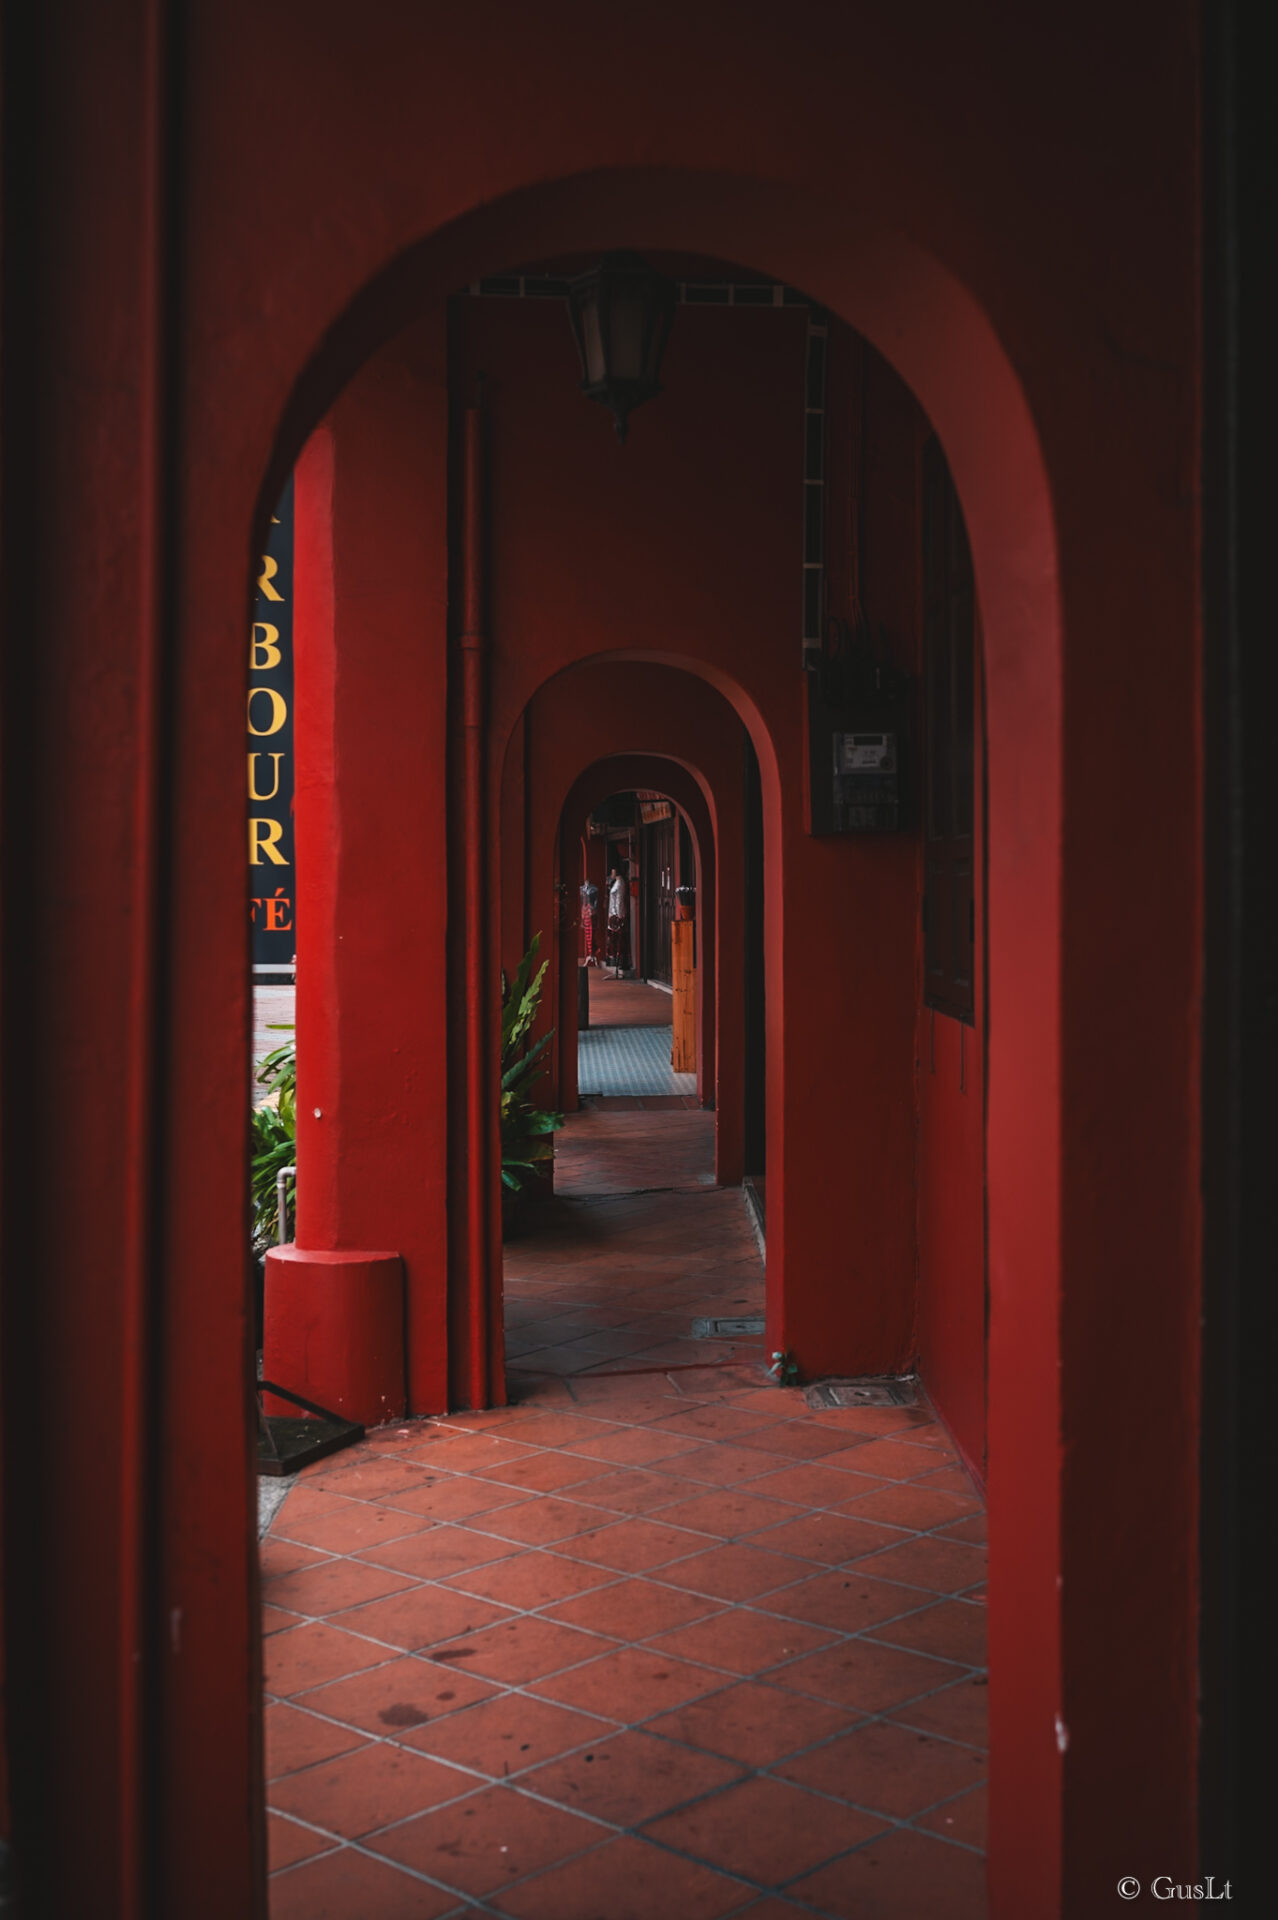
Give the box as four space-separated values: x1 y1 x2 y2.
6 10 1203 1904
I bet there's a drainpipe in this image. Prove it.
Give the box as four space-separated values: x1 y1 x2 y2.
461 398 490 1409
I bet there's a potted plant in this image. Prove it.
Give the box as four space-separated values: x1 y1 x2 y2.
500 934 563 1233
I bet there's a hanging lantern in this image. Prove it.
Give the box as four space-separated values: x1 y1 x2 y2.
566 251 677 443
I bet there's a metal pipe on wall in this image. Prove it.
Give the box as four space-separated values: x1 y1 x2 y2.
460 401 490 1409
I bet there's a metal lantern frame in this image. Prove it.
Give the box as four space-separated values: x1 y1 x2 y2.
566 251 677 442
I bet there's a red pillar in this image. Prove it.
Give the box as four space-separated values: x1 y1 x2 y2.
277 323 452 1417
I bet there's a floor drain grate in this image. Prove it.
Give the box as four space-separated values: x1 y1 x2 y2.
805 1375 920 1410
692 1315 765 1338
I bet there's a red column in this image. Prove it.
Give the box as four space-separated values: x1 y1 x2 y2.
268 322 452 1418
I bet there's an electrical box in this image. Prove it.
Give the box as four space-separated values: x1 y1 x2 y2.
807 620 911 835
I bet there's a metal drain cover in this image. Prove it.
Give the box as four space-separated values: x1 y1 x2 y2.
692 1315 765 1338
805 1375 920 1410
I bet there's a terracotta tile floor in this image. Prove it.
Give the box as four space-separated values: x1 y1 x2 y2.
265 1115 988 1917
584 971 674 1026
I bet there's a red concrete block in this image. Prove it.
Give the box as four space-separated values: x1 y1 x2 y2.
264 1245 406 1426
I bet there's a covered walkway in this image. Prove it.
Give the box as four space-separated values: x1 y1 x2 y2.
262 1118 988 1916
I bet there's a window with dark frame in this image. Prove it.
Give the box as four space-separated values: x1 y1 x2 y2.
922 434 976 1022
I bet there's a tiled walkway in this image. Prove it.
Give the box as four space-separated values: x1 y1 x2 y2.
584 972 673 1026
578 1022 697 1098
263 1116 989 1918
506 1110 765 1385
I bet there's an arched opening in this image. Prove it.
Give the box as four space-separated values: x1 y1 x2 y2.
247 207 1039 1912
3 11 1208 1908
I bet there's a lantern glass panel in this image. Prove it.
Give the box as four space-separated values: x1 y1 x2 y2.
579 301 606 386
608 293 647 382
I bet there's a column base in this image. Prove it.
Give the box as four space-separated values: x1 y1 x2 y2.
263 1246 406 1427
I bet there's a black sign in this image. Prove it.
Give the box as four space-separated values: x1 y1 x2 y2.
248 476 295 976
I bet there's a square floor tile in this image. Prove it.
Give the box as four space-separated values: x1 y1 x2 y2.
850 1535 986 1595
531 1645 725 1719
403 1692 616 1777
759 1570 928 1634
641 1773 886 1885
866 1598 986 1667
744 1464 883 1509
643 1680 856 1767
491 1831 752 1920
568 1427 708 1466
654 1490 800 1538
263 1702 371 1781
274 1500 434 1555
434 1615 616 1685
790 1825 988 1919
440 1548 616 1610
261 1538 333 1581
734 1424 861 1461
544 1577 721 1641
520 1728 746 1825
302 1457 439 1501
918 1784 987 1848
263 1558 417 1619
267 1811 336 1872
913 1465 979 1496
334 1585 514 1654
381 1476 534 1522
936 1514 987 1545
268 1740 468 1837
368 1783 602 1897
771 1638 966 1714
411 1435 539 1473
562 1516 713 1572
656 1544 811 1601
472 1452 609 1495
355 1525 517 1581
752 1513 906 1565
263 1622 394 1698
820 1438 950 1480
468 1494 609 1546
268 1844 460 1918
776 1718 985 1817
656 1445 777 1486
494 1414 622 1449
650 1405 778 1442
262 1605 304 1637
889 1676 990 1748
838 1484 980 1530
644 1608 835 1678
298 1654 497 1734
565 1469 690 1513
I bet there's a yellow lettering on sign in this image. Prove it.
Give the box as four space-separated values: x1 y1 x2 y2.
250 622 282 670
256 554 285 602
247 752 284 802
249 818 288 866
247 687 287 736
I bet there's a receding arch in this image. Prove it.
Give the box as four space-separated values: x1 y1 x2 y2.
261 167 1063 1909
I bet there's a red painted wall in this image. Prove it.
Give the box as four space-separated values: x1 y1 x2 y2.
0 6 1203 1915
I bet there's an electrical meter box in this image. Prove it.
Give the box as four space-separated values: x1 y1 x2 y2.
806 621 911 835
831 729 901 831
